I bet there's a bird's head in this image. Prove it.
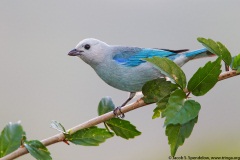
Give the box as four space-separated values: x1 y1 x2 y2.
68 38 110 65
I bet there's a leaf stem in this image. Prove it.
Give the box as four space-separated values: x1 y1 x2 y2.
103 122 111 133
186 92 191 98
225 63 230 71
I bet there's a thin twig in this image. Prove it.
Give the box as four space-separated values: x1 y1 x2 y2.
1 70 239 160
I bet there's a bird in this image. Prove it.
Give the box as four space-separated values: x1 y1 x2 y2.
68 38 213 117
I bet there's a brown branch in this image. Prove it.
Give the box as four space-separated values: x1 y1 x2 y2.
0 99 147 160
1 70 239 160
218 70 239 81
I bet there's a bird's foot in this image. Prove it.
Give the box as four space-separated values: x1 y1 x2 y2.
113 106 125 119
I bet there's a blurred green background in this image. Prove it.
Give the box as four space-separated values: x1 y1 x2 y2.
1 0 240 159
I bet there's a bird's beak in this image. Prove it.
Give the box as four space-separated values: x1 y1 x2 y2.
68 49 83 56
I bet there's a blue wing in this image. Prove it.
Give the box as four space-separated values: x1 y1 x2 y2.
113 47 178 67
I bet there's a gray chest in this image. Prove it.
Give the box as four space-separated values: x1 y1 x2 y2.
92 61 162 92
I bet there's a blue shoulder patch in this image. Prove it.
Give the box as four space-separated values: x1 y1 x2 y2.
113 48 176 67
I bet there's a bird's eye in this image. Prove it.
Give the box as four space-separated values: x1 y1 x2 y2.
84 44 91 50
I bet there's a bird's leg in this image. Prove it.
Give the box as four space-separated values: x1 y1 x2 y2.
113 92 136 118
121 92 136 107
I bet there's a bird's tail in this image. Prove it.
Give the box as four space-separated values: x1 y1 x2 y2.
184 48 215 60
172 48 215 67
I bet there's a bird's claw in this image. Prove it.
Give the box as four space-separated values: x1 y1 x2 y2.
113 106 125 119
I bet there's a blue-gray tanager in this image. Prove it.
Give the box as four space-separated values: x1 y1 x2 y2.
68 38 213 117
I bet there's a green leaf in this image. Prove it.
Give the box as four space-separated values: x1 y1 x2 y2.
98 96 115 116
106 118 141 139
197 37 221 56
187 57 222 96
24 140 52 160
142 78 177 119
152 96 169 119
144 57 187 89
162 90 200 126
237 68 240 73
217 42 232 66
0 122 25 157
65 126 114 146
142 78 177 103
162 89 185 119
197 37 232 65
231 54 240 73
50 120 66 134
165 99 200 126
166 116 198 156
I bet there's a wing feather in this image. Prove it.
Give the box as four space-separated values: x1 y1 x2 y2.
113 47 178 67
